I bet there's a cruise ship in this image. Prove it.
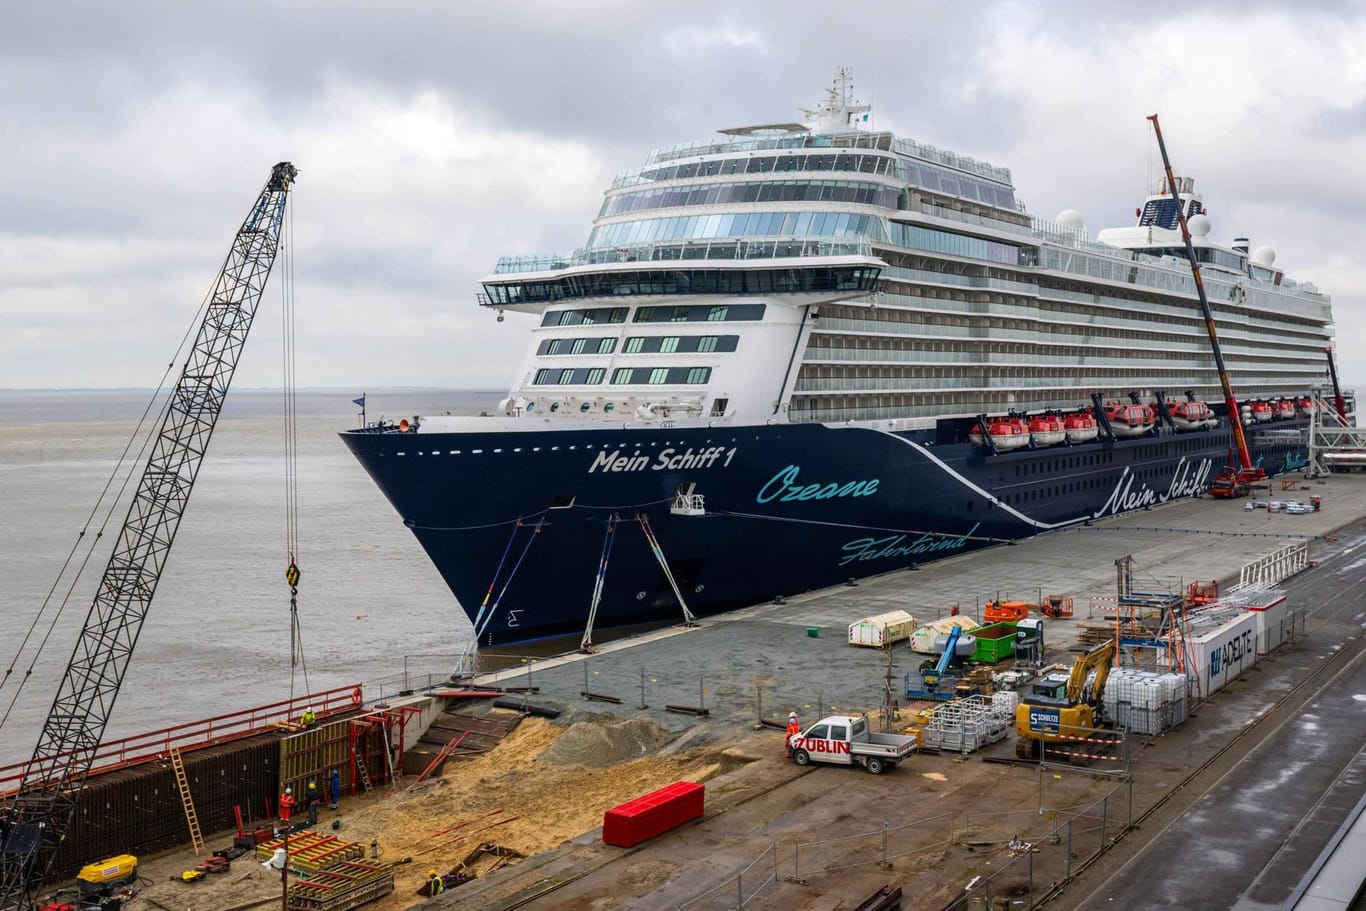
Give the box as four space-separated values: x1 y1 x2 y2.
343 71 1345 646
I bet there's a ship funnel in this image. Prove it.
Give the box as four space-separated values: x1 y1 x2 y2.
1233 236 1250 255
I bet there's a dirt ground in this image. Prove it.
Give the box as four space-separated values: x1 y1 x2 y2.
128 711 757 911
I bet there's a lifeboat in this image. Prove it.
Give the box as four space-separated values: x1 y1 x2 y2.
1105 402 1155 438
969 415 1030 451
1028 414 1065 448
1247 400 1274 423
1170 399 1216 432
1064 410 1099 444
1274 399 1297 420
1296 396 1314 416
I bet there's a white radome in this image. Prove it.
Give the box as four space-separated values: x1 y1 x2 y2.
1056 209 1085 230
1188 214 1212 237
1251 245 1277 266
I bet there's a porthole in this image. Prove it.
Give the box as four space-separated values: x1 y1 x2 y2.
605 403 615 413
580 402 591 413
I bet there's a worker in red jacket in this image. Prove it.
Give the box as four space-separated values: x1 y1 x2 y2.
785 712 801 757
279 787 295 823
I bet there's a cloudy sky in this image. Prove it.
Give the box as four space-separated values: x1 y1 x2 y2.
2 1 1363 392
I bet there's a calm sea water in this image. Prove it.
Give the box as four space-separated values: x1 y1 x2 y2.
0 388 497 765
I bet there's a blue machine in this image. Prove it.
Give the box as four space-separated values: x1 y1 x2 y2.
905 625 975 701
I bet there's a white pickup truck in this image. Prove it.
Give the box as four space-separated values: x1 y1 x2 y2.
788 714 917 774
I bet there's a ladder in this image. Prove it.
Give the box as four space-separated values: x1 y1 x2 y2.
353 749 374 794
169 747 205 855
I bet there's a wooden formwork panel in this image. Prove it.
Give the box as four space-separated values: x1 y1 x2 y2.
256 832 365 872
286 866 395 911
280 718 351 796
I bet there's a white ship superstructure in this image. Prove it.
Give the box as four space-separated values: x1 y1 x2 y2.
476 69 1334 434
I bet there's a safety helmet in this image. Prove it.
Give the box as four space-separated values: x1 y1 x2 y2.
788 712 797 719
285 787 292 794
428 869 437 877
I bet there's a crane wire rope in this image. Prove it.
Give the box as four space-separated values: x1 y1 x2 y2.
0 254 229 734
280 196 310 702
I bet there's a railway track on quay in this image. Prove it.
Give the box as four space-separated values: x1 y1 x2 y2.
1034 614 1366 908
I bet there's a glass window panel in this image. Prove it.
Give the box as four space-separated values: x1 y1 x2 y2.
649 368 669 384
660 336 679 353
611 367 632 384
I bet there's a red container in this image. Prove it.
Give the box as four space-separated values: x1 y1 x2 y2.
602 781 704 847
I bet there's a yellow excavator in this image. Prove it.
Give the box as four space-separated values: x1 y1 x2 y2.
1015 640 1115 760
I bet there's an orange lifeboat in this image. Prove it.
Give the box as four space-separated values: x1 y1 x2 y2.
1027 414 1065 448
969 415 1030 451
1274 399 1297 420
1064 410 1099 443
1170 399 1216 432
1105 402 1155 438
1296 396 1314 416
1247 400 1274 423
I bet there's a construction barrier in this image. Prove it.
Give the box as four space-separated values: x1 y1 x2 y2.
603 781 704 848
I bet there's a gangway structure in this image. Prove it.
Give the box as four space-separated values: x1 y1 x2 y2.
1307 389 1366 475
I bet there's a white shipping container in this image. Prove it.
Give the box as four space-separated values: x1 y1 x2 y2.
848 610 918 647
1188 611 1259 698
909 616 980 654
1244 595 1289 656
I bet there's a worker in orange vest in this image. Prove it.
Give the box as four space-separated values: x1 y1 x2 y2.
279 787 295 823
785 712 801 757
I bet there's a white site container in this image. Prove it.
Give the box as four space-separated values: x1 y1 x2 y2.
1243 595 1289 656
909 616 981 654
1187 611 1259 698
848 610 918 648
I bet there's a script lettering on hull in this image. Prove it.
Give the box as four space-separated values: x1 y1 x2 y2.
1092 457 1212 519
757 465 880 504
838 524 981 567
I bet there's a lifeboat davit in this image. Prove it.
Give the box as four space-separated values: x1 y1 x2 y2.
1028 414 1065 448
1170 399 1216 432
969 416 1030 451
1274 399 1297 420
1106 402 1155 438
1064 410 1099 443
1247 400 1274 423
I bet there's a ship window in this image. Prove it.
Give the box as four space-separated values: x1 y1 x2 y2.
597 338 615 354
670 306 689 322
570 338 587 355
707 306 728 321
611 368 632 385
624 337 644 354
661 337 680 353
558 369 575 385
698 336 718 353
649 368 669 385
586 368 605 385
711 398 728 416
534 368 553 384
604 402 615 413
687 367 711 384
580 402 591 412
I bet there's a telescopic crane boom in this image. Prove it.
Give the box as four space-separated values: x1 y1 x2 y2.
1325 347 1348 421
1146 114 1263 488
0 162 297 911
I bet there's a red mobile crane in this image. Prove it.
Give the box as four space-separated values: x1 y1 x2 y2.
0 163 297 911
1146 114 1264 499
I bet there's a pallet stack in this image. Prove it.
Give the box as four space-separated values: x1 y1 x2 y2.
255 833 394 911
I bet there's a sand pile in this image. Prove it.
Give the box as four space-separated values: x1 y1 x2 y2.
536 717 669 767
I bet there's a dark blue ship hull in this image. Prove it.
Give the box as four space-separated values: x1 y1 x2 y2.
340 420 1307 645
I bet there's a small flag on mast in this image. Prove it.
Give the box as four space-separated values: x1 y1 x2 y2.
353 395 366 408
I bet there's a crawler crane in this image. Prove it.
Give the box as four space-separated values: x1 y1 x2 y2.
0 162 297 911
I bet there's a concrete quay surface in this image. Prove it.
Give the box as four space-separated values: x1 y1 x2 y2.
449 472 1366 910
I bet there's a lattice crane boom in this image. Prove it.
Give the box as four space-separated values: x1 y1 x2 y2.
0 162 297 910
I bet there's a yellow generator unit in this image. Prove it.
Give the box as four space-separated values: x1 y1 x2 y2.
77 854 138 895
